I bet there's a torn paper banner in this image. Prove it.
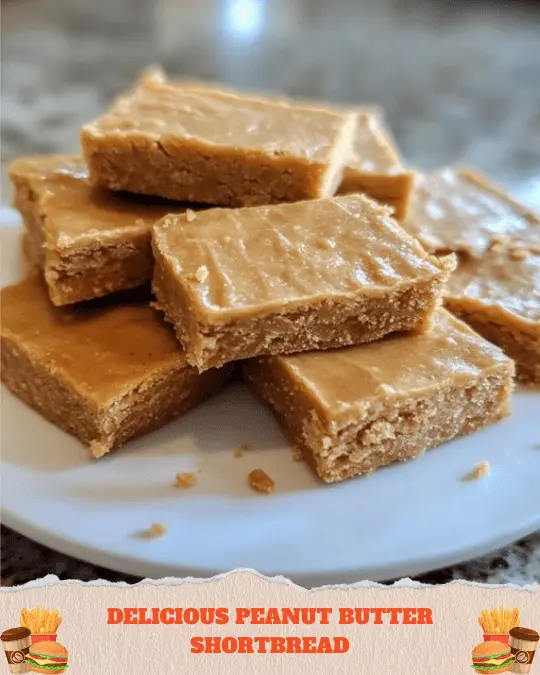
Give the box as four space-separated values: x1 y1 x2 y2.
0 571 538 674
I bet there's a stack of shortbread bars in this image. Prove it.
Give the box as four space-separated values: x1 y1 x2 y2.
2 66 538 484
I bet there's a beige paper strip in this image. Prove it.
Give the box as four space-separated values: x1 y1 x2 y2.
1 572 538 674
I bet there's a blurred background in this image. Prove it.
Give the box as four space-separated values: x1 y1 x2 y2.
1 0 540 204
0 0 539 585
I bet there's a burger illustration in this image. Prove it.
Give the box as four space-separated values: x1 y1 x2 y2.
25 641 68 673
472 641 516 673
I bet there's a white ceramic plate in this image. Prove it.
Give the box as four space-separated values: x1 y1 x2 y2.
1 208 539 585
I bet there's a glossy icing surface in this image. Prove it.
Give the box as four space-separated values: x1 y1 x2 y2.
447 229 540 325
153 194 448 315
405 167 538 257
268 309 510 421
9 155 187 246
347 111 405 174
84 80 353 162
1 276 186 404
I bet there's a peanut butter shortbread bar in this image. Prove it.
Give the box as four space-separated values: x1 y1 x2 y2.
81 78 356 207
404 167 539 257
336 110 415 220
152 193 455 370
244 310 514 483
1 277 234 457
9 155 198 306
446 229 540 384
140 67 415 219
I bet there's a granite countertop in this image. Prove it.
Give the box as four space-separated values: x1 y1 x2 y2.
1 0 539 586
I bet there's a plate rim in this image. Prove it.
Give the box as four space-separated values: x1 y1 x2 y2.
3 502 539 585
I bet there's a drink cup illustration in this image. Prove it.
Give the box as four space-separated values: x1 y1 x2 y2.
1 627 31 674
509 627 539 674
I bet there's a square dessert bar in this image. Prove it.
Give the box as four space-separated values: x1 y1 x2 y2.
9 155 197 306
446 229 540 384
139 68 415 219
244 310 514 483
81 78 356 207
404 166 540 257
336 110 415 221
152 193 455 371
1 277 234 457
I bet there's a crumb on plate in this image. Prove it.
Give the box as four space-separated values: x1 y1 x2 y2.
147 522 167 538
234 443 248 458
248 469 275 494
174 471 198 488
462 460 491 482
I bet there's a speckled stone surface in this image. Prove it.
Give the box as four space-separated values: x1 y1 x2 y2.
1 0 539 586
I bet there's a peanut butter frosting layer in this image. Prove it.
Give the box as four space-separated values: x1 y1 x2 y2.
153 194 451 317
404 167 539 257
447 229 540 325
9 155 189 247
83 79 354 163
347 110 405 175
259 309 510 423
1 277 187 405
136 68 404 178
